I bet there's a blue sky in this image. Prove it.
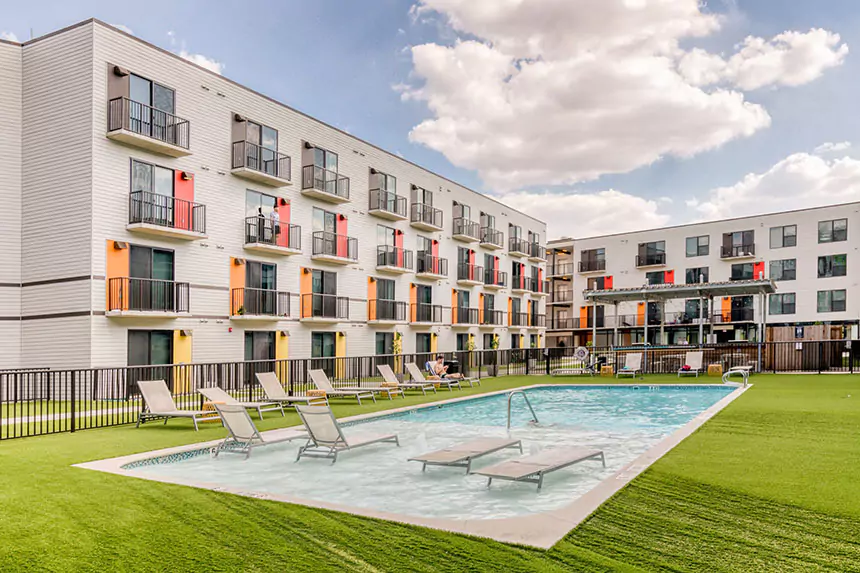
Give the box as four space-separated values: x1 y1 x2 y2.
3 1 860 238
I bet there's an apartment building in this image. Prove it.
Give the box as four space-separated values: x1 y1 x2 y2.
546 203 860 347
0 20 547 370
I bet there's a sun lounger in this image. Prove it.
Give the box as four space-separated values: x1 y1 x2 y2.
308 370 381 404
377 364 437 395
256 372 329 407
136 379 215 431
678 351 704 378
405 362 461 391
211 403 306 458
409 437 522 473
616 353 643 378
199 386 285 420
294 405 399 463
424 361 480 388
471 446 606 490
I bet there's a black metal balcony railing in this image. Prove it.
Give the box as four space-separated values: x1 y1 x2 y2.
712 308 755 323
368 299 407 322
128 191 206 234
410 203 443 228
302 165 350 200
376 246 413 270
483 268 508 287
244 217 301 251
510 312 529 327
457 263 484 282
453 218 480 239
509 238 530 254
108 277 189 313
550 263 574 276
232 141 291 180
636 253 666 267
531 279 549 294
579 260 606 273
454 307 479 325
530 314 546 327
312 231 358 261
411 303 443 323
552 289 573 303
416 253 448 276
480 227 503 247
511 275 534 291
482 309 505 326
108 97 189 149
529 243 546 259
301 293 349 320
721 244 756 258
231 288 290 317
369 189 407 218
549 317 580 330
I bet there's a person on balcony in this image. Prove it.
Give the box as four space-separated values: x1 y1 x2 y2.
269 208 281 240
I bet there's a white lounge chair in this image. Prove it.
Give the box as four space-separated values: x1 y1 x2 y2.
405 362 461 391
616 353 643 378
409 437 522 473
199 386 285 420
471 446 606 490
136 379 215 431
256 372 329 407
294 405 399 463
308 370 381 404
424 360 481 388
211 403 306 458
678 351 704 378
377 364 436 395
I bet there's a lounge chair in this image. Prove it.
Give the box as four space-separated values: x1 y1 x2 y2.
136 379 215 431
678 351 704 378
199 386 285 420
211 403 306 458
294 405 399 463
471 446 606 490
377 364 436 395
256 372 329 407
424 360 481 388
308 369 382 404
616 353 643 378
409 437 522 473
405 362 461 391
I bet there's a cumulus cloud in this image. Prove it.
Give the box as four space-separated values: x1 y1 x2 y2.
813 141 851 155
0 31 19 42
109 23 134 35
178 50 224 75
400 0 848 190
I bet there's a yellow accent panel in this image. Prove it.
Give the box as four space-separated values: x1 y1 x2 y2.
518 335 525 349
172 330 192 393
335 332 347 378
430 333 438 353
230 258 246 315
275 333 289 383
106 240 130 310
538 334 543 348
368 278 377 321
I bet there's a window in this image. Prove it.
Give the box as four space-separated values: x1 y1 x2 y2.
646 271 664 285
818 219 847 243
685 235 709 257
638 241 665 266
245 190 277 217
456 289 470 309
480 212 495 229
722 231 754 257
311 332 336 358
312 207 338 233
770 259 796 281
246 261 276 290
128 245 175 311
511 333 522 349
244 121 278 175
453 201 471 220
377 224 396 247
411 185 433 206
244 331 275 361
511 297 522 314
685 267 709 284
684 299 707 319
509 224 522 240
456 333 469 351
484 293 495 312
818 254 847 278
128 330 173 367
769 293 796 315
581 248 605 271
770 225 796 248
313 146 338 174
482 333 494 350
131 159 175 226
731 263 754 281
416 333 432 353
312 269 336 295
530 334 538 348
376 278 395 301
528 230 541 245
375 333 394 355
129 73 175 114
377 171 396 193
587 276 607 290
818 290 846 312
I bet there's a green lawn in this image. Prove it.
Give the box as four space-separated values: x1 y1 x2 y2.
1 374 859 572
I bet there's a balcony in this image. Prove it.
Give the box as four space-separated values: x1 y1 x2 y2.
511 275 533 294
244 217 301 255
483 268 508 289
509 238 530 257
528 243 546 262
510 312 529 327
231 141 291 187
106 277 189 318
411 303 443 325
452 218 480 243
480 227 504 250
712 308 755 323
368 189 407 221
578 260 605 274
368 299 408 325
531 279 549 297
230 288 290 321
549 317 580 330
410 203 443 231
452 307 479 327
376 246 413 274
301 165 350 203
415 253 448 279
127 191 206 240
456 263 484 286
311 231 358 265
635 253 666 268
529 314 547 328
548 289 573 304
549 263 574 277
480 309 505 328
107 97 190 157
721 244 756 259
300 293 349 323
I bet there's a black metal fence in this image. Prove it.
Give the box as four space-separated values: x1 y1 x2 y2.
108 97 190 149
129 191 206 234
107 277 190 313
232 141 291 180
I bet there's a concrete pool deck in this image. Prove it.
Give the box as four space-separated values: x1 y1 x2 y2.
75 382 749 549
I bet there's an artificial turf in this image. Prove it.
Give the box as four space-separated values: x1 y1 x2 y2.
1 374 859 572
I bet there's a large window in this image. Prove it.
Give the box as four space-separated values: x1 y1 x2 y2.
245 190 277 217
129 73 175 113
645 271 664 285
313 146 338 174
128 330 173 367
453 201 472 220
377 278 394 300
685 235 709 257
416 333 432 353
722 230 755 257
456 333 469 351
244 331 275 361
412 185 433 206
769 293 796 315
770 225 797 248
311 332 337 357
638 241 666 266
312 207 338 233
131 159 175 226
730 263 754 281
770 259 796 281
684 299 707 319
818 219 847 243
375 333 394 355
817 290 846 313
818 254 847 278
685 267 709 284
509 224 522 241
587 276 608 290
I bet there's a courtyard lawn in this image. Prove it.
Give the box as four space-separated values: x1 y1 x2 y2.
0 374 859 571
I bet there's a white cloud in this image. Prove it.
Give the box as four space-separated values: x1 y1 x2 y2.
814 141 851 155
109 23 134 35
0 31 19 42
400 0 848 190
178 50 224 75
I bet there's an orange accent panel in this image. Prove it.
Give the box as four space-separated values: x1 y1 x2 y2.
605 275 613 289
174 171 194 231
636 302 645 326
528 300 533 327
229 258 246 315
451 289 458 324
367 278 377 321
580 305 589 327
300 267 313 318
410 283 417 322
105 241 130 310
721 296 732 322
664 270 675 284
508 297 513 325
479 293 485 324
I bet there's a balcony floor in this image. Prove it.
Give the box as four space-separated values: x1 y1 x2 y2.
106 129 191 157
483 283 506 290
368 209 407 222
410 221 444 232
301 188 350 204
231 167 292 188
244 242 301 256
479 241 503 250
300 316 345 324
127 223 207 241
230 314 287 322
106 310 189 319
453 234 480 243
456 278 483 286
311 254 358 265
368 319 408 326
376 265 412 275
509 249 529 258
415 272 447 280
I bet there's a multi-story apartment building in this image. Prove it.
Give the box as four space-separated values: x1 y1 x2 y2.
0 20 546 370
547 203 859 347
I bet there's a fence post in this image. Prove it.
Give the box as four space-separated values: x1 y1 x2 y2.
818 342 823 374
545 348 551 376
70 371 77 433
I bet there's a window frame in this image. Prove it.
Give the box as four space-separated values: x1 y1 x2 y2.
685 235 709 257
769 259 797 281
769 293 796 315
817 254 847 278
817 289 847 313
769 225 797 249
818 219 848 243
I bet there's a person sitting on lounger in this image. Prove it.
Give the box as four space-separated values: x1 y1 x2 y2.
433 355 464 379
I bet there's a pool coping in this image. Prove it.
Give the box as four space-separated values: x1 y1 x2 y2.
74 382 749 549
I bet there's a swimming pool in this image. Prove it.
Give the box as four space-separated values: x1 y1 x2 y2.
117 384 737 525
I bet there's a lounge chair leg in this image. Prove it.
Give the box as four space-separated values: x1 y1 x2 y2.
257 407 264 420
279 405 285 417
601 452 606 467
487 477 492 488
537 474 544 490
465 459 471 474
163 418 168 425
136 416 142 428
192 417 199 432
371 394 377 403
356 396 362 406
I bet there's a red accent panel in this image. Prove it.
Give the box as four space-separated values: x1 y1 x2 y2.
431 240 439 258
275 201 290 247
173 171 194 231
604 275 613 289
336 215 348 257
753 261 765 280
395 230 404 267
664 270 675 284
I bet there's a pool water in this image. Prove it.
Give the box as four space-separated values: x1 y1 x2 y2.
130 385 735 520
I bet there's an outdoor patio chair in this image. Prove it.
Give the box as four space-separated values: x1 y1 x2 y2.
424 360 480 387
470 446 606 490
678 351 704 378
294 405 399 463
377 364 437 395
405 362 461 391
136 379 215 432
616 353 643 378
199 386 285 420
256 372 329 407
308 369 381 404
211 403 306 458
